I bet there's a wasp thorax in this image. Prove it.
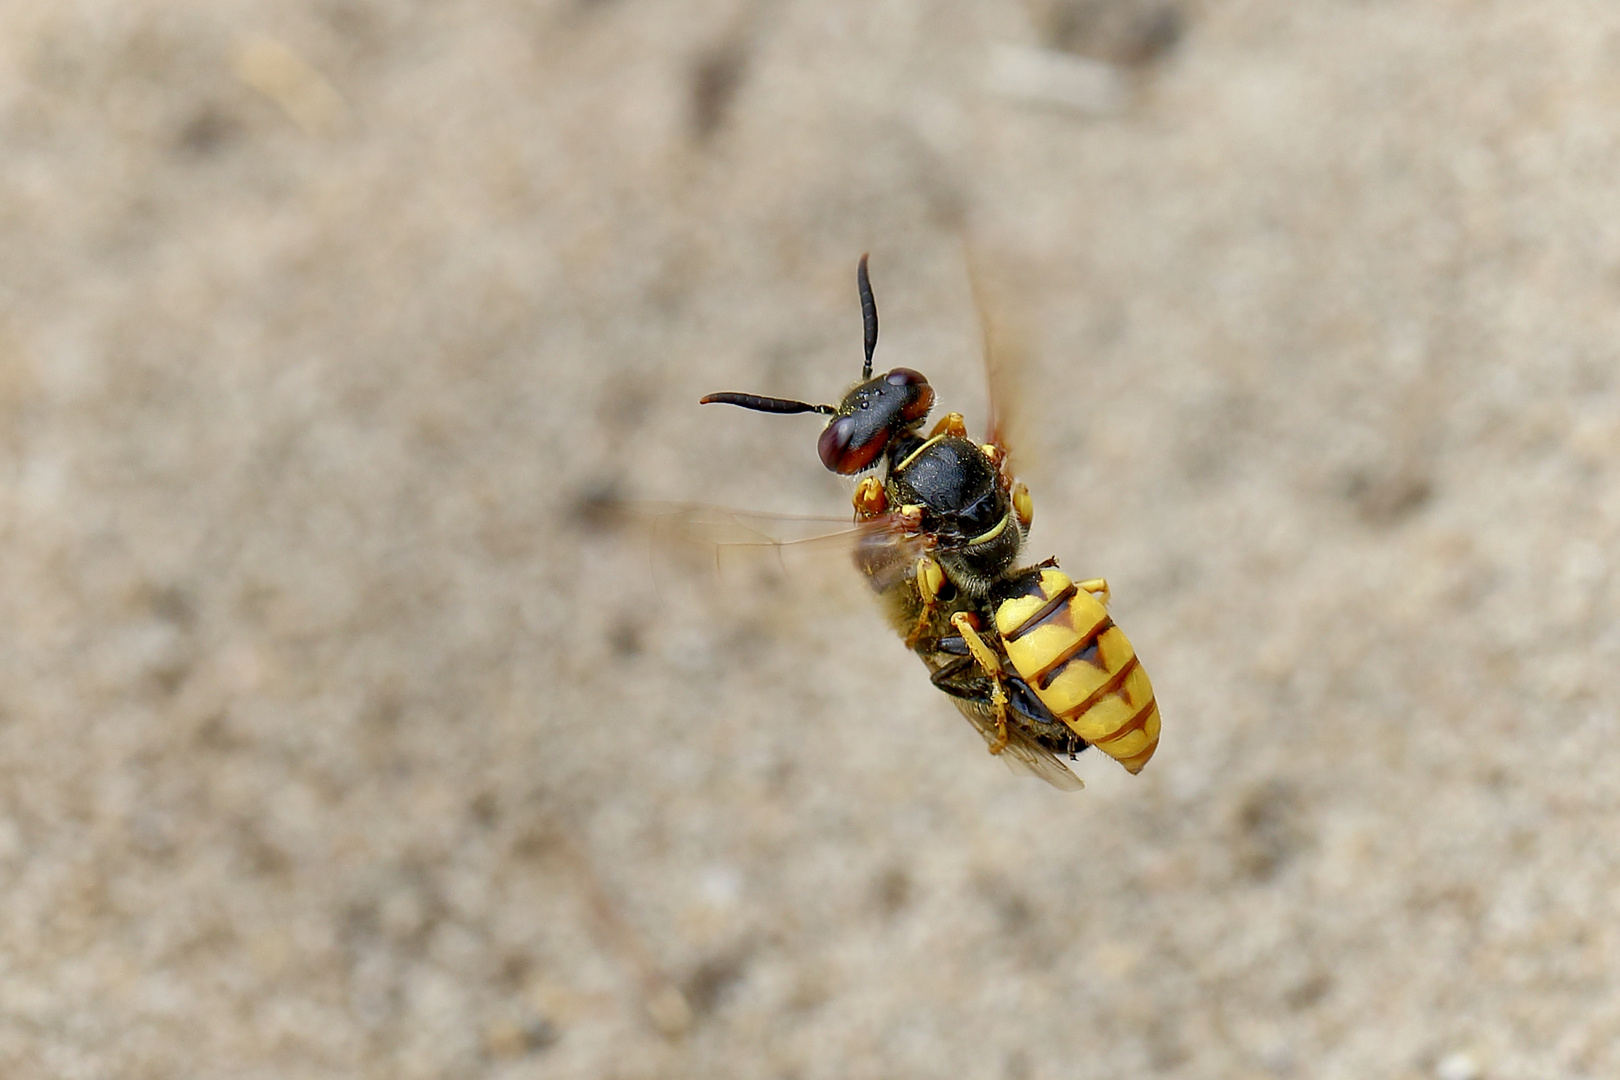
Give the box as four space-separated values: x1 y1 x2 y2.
817 368 934 474
890 436 1001 535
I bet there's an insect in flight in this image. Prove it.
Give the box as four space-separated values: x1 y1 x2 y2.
698 256 1159 790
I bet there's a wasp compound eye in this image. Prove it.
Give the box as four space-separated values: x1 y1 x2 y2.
818 414 887 473
885 368 934 421
818 369 936 474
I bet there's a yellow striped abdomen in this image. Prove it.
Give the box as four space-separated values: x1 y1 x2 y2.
993 568 1159 774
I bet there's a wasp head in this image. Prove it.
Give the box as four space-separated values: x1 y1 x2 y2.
816 368 933 473
700 255 934 475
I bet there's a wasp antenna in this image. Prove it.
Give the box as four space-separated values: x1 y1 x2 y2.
700 392 836 415
857 253 878 380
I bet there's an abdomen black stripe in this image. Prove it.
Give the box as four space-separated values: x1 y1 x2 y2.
1003 581 1079 643
1033 615 1113 689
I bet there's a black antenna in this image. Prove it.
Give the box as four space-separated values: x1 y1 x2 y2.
858 253 878 379
699 392 835 415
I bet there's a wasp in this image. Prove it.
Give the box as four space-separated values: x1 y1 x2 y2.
699 256 1159 789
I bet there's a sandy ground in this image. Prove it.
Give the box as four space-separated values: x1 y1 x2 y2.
4 1 1620 1077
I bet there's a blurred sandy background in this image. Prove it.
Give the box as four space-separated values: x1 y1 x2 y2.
4 1 1620 1077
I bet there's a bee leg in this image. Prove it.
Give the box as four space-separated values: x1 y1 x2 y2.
904 555 948 649
1073 578 1110 606
927 653 979 697
930 638 992 699
949 612 1011 755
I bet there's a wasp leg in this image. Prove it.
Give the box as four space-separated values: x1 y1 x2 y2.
904 555 948 649
949 612 1011 754
1073 577 1109 605
852 476 887 519
1011 481 1034 530
929 412 968 439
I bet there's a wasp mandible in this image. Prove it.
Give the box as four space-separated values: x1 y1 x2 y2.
700 256 1159 789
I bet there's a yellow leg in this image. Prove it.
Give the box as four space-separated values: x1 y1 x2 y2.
1074 578 1109 606
1011 481 1033 529
852 477 887 519
904 556 946 649
950 612 1011 755
929 412 968 438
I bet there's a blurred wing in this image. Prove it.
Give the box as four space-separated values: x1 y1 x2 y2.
633 502 928 606
963 244 1036 473
948 699 1084 791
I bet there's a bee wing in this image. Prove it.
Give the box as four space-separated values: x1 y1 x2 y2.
948 699 1085 792
632 502 929 605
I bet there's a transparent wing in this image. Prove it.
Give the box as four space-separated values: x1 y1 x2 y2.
963 241 1036 475
948 698 1085 792
629 502 929 607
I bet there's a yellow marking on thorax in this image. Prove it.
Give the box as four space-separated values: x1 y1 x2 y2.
894 433 948 473
967 513 1010 547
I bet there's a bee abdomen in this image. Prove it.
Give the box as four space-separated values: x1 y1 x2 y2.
994 569 1160 774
